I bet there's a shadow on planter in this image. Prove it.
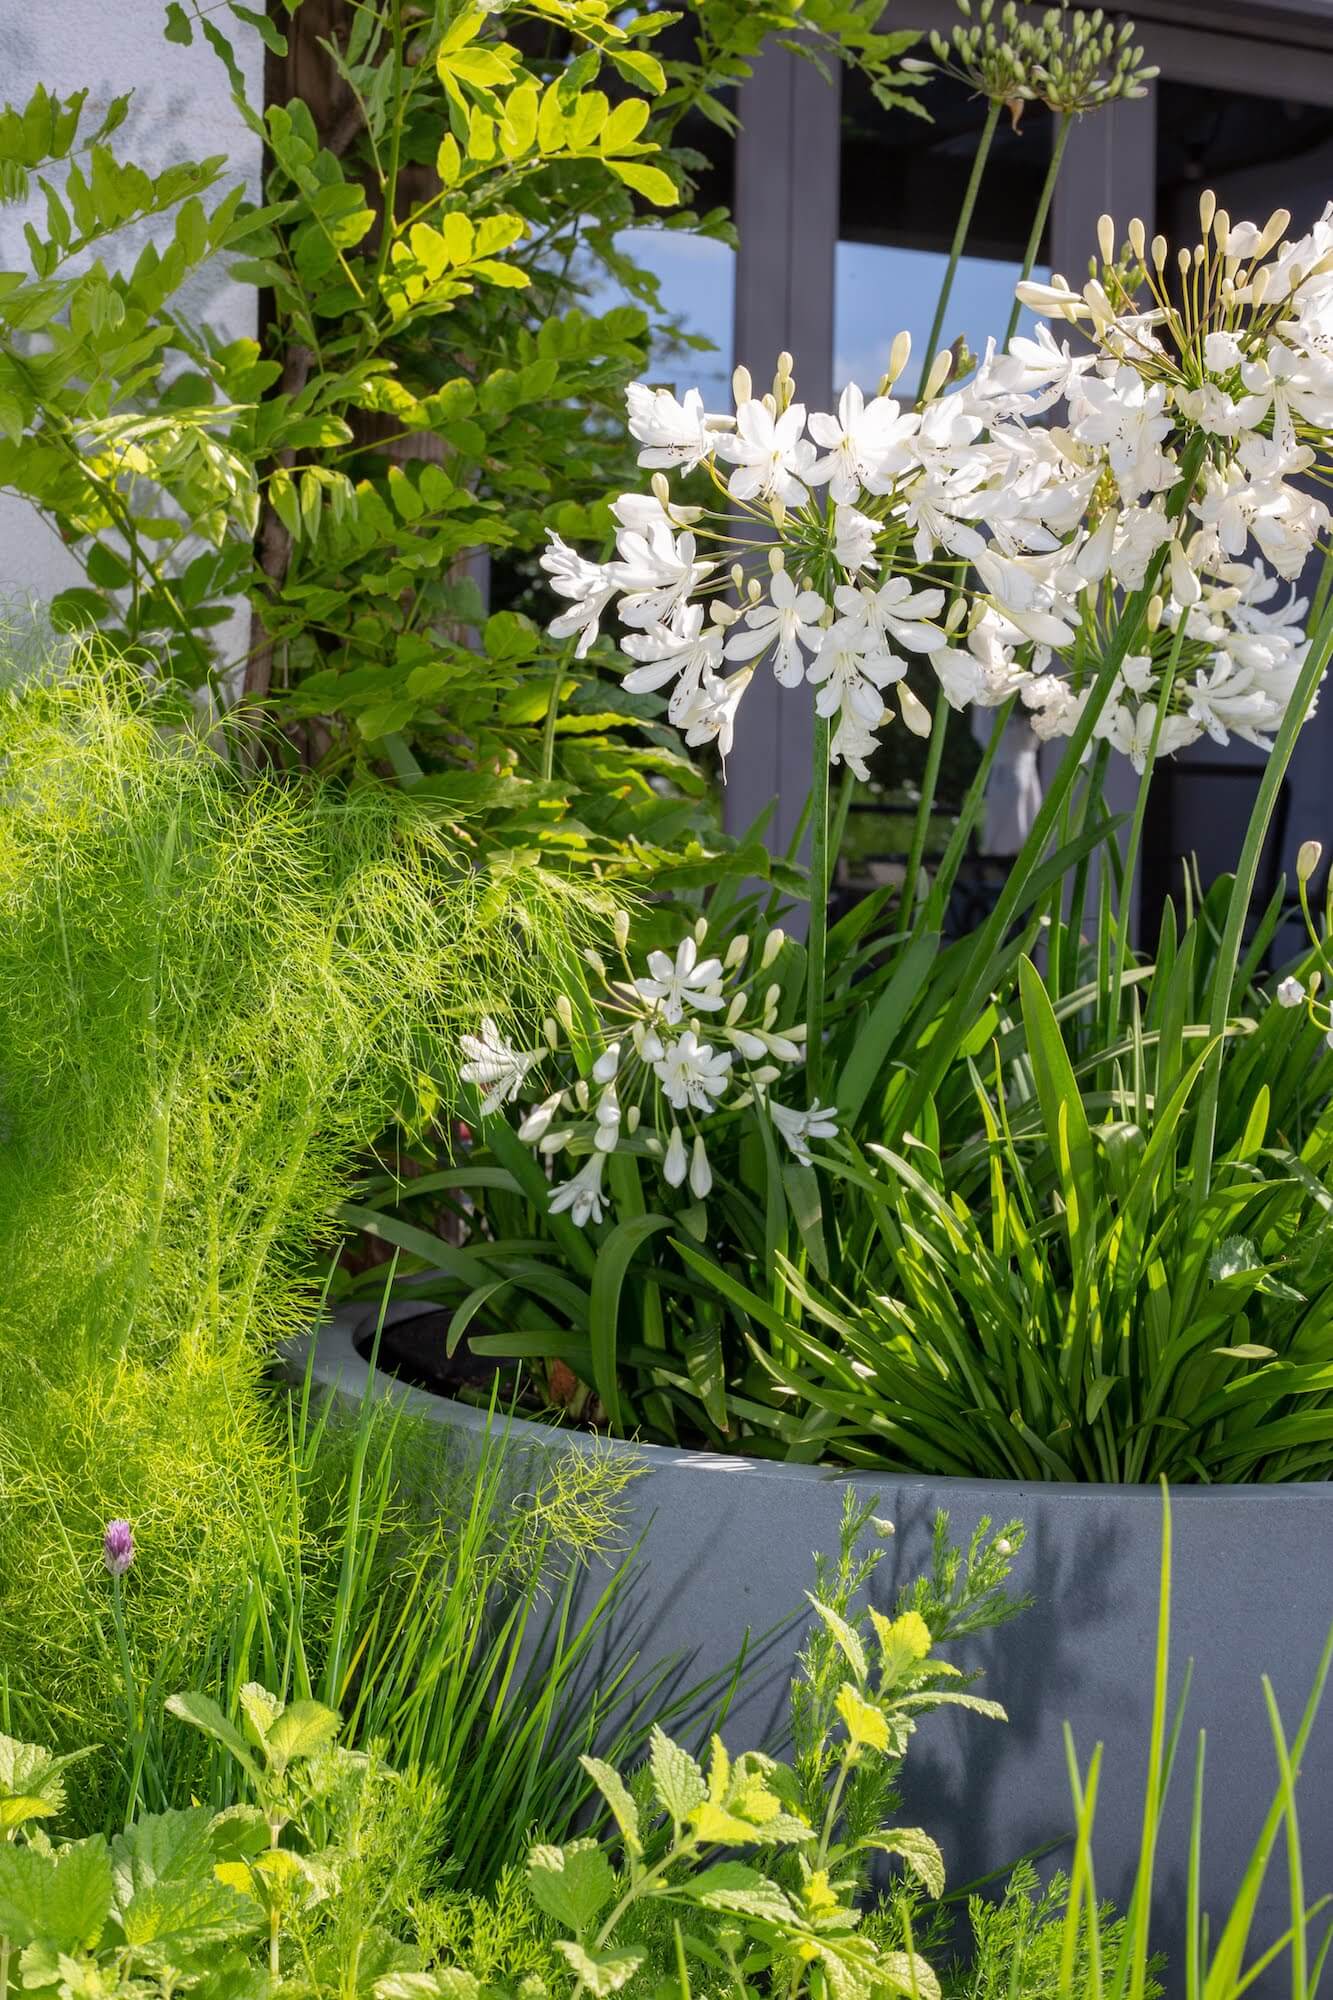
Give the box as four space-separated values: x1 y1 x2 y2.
292 1304 1333 1990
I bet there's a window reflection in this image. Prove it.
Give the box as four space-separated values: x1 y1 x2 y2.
836 72 1052 394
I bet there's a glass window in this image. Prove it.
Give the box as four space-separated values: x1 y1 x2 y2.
835 73 1052 393
575 37 735 404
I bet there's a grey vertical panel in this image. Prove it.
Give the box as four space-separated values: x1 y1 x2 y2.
1046 93 1158 941
727 46 841 856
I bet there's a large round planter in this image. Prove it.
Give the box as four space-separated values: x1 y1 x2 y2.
296 1304 1333 1982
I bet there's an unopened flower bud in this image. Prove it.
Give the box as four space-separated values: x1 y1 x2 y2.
945 594 966 632
1198 187 1216 236
584 948 607 979
689 1135 712 1200
1097 212 1116 264
1256 208 1291 258
724 933 749 970
731 364 752 406
1146 594 1163 632
626 1104 641 1134
1276 976 1306 1009
651 472 671 510
1128 216 1146 260
885 329 912 389
768 545 786 575
764 982 781 1013
555 994 574 1033
103 1520 134 1578
761 928 785 969
898 683 932 736
694 916 709 945
770 496 787 530
1151 234 1168 270
543 1016 559 1050
995 1537 1013 1557
922 347 954 402
592 1041 621 1083
1298 839 1323 883
613 909 631 952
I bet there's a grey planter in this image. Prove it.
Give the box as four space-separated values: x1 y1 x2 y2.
296 1304 1333 1985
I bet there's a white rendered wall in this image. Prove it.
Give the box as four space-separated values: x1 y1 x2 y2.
0 6 263 609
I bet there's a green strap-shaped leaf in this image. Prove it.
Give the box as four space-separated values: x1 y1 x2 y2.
588 1212 672 1431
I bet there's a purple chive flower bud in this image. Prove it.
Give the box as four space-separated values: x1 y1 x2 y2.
103 1520 134 1578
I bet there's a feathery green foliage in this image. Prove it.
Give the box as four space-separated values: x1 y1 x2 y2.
0 645 604 1819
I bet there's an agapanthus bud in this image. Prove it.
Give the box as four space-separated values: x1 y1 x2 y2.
663 1125 687 1187
584 948 607 980
1128 216 1146 260
886 329 912 389
650 472 671 509
724 933 749 971
689 1135 712 1200
613 909 631 952
1277 976 1306 1009
1145 594 1164 632
922 348 954 402
1097 213 1116 264
761 928 785 969
1298 840 1323 883
731 364 752 406
1198 188 1216 236
103 1520 134 1578
555 994 574 1033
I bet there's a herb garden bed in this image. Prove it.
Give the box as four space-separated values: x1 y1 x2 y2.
303 1302 1333 1978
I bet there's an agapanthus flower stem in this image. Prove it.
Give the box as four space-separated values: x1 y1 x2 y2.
896 436 1208 1138
1003 112 1074 350
1189 584 1333 1202
901 689 951 929
1110 609 1192 1022
920 699 1016 934
807 709 833 1099
917 97 1002 403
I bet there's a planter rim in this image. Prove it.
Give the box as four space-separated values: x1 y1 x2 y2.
294 1308 1333 1505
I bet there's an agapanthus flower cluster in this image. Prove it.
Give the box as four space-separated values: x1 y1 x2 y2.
541 192 1333 785
460 919 837 1226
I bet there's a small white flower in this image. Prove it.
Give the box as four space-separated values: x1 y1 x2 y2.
549 1152 607 1227
592 1041 622 1083
769 1099 839 1167
674 664 752 768
653 1030 733 1112
1277 976 1307 1009
517 1091 563 1145
593 1083 622 1152
806 382 915 502
540 534 616 658
625 381 719 473
715 398 815 506
635 935 726 1024
460 1017 539 1117
725 569 827 687
833 502 880 575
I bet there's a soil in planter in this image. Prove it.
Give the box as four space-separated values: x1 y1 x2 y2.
351 1310 529 1403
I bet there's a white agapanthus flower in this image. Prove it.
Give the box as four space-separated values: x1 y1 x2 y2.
768 1099 840 1168
653 1030 733 1112
540 193 1333 785
634 935 726 1024
724 567 827 687
506 922 829 1226
1277 976 1307 1009
460 1018 540 1117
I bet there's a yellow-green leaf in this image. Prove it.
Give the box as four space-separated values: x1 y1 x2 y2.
835 1683 890 1752
869 1608 932 1682
607 159 677 206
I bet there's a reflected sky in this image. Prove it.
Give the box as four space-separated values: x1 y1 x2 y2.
835 244 1047 393
579 229 736 406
